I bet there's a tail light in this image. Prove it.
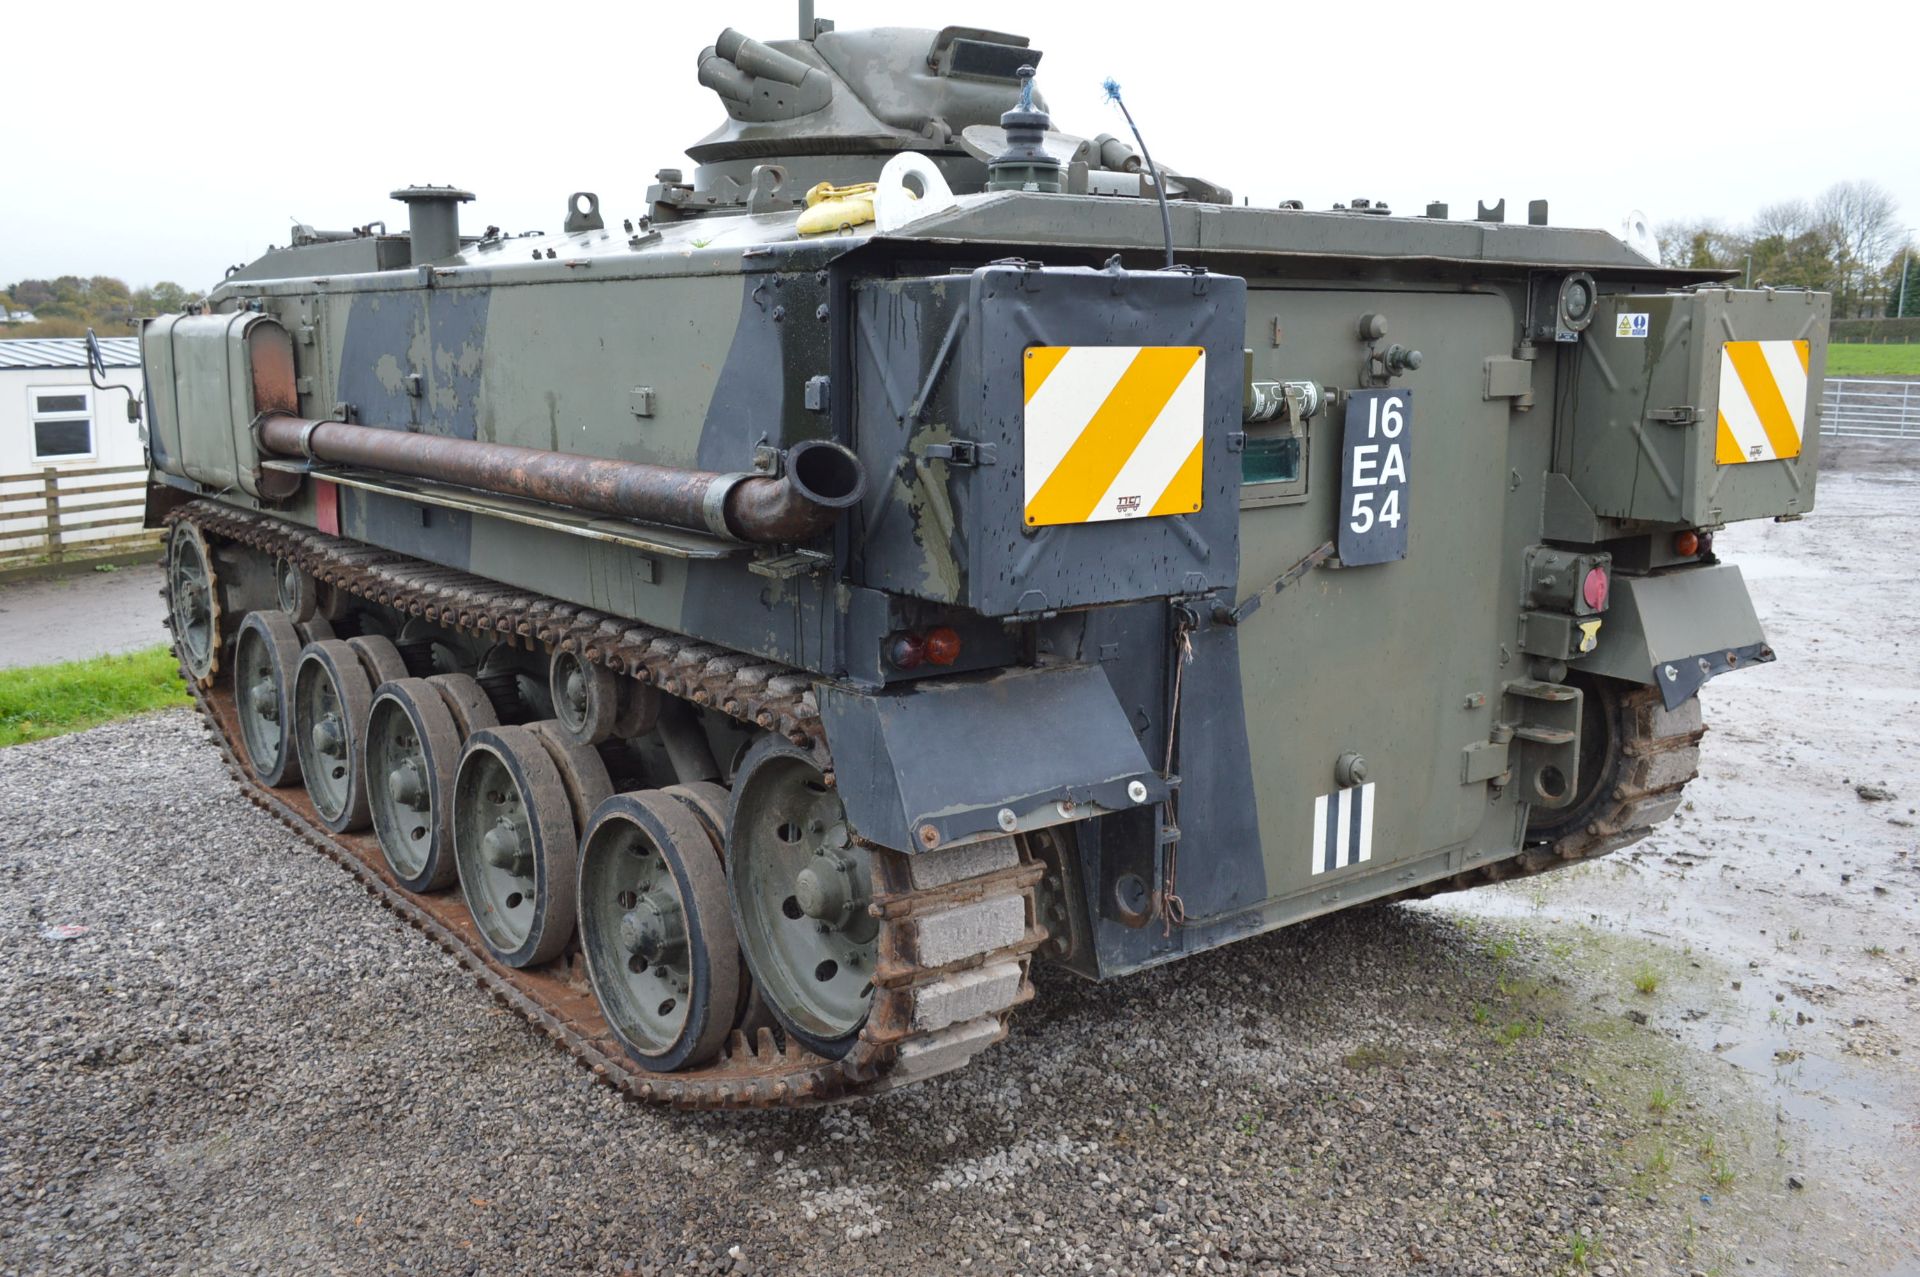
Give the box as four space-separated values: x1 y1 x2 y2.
888 627 964 671
1581 566 1610 612
924 627 962 666
886 633 926 671
1673 530 1700 557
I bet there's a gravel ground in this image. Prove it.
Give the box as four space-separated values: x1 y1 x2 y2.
1 463 1911 1277
0 714 1781 1276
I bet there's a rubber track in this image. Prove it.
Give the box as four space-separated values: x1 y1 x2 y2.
1391 683 1704 900
167 501 1045 1109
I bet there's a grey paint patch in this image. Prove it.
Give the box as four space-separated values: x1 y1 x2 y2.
335 288 489 439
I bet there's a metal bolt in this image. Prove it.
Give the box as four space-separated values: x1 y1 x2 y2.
1127 780 1149 804
1335 753 1369 787
996 808 1019 833
916 823 941 849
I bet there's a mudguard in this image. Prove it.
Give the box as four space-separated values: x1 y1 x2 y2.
1574 564 1772 708
818 664 1167 852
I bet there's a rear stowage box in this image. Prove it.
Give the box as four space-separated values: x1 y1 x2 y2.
1561 288 1827 527
142 312 297 501
850 262 1247 617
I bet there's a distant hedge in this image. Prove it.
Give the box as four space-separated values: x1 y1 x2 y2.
1831 317 1920 343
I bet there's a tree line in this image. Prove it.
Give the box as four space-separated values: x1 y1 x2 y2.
1658 180 1914 319
1 276 199 340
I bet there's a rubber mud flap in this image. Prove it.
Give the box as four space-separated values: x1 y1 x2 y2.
817 664 1164 853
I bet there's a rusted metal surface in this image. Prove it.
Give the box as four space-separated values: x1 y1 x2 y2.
245 326 304 502
254 415 864 543
166 501 1039 1109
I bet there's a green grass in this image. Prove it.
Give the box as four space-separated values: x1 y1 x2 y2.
1827 343 1920 377
0 645 190 747
1632 965 1661 996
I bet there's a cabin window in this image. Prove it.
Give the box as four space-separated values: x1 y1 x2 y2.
29 387 94 461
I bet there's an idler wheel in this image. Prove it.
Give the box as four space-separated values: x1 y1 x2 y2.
577 791 741 1072
233 610 305 788
292 639 375 833
726 735 876 1059
452 725 579 967
165 522 222 688
366 678 464 892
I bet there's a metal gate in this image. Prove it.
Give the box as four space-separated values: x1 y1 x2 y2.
1820 378 1920 439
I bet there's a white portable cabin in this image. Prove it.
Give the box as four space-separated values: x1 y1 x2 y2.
0 337 147 557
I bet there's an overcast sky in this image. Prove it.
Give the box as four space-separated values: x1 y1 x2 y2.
4 0 1912 289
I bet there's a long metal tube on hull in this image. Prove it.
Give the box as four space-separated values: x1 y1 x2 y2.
255 414 865 544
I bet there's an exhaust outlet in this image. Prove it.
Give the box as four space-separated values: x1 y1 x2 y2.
391 186 474 266
255 414 864 545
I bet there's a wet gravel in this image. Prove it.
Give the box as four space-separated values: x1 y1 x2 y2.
0 712 1731 1277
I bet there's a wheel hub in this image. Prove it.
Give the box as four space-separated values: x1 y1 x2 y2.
250 678 278 721
794 852 864 929
620 890 687 967
313 714 345 758
481 818 530 874
387 759 427 809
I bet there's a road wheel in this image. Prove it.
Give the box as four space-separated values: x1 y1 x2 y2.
578 791 741 1072
366 678 464 892
726 735 876 1059
293 639 374 833
232 610 304 787
453 725 578 967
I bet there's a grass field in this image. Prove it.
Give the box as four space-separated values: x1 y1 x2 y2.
1826 344 1920 377
0 645 190 748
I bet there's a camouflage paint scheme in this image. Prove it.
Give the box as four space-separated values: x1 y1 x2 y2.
144 19 1826 980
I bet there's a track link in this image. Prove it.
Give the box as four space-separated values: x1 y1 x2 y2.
166 501 1044 1109
1395 683 1705 900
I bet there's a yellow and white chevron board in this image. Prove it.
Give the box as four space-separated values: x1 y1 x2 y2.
1022 345 1206 526
1716 339 1809 465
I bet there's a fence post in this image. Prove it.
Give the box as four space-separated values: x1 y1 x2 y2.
41 467 63 565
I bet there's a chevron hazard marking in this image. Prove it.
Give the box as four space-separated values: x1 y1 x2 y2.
1023 346 1205 526
1310 783 1375 876
1716 339 1809 465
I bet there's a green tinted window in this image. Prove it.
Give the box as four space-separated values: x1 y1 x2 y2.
1242 435 1299 485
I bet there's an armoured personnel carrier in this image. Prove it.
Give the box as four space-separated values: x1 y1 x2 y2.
133 9 1824 1107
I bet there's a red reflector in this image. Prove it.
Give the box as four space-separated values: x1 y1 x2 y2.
1582 566 1609 611
887 632 926 671
314 478 340 536
1673 530 1700 557
924 627 961 666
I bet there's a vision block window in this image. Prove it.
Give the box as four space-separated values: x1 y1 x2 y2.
29 387 94 461
1241 434 1300 485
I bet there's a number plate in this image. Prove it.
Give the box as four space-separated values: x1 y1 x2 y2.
1338 389 1411 566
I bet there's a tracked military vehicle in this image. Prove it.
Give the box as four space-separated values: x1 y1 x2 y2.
134 8 1825 1107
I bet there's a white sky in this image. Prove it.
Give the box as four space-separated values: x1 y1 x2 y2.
3 0 1912 289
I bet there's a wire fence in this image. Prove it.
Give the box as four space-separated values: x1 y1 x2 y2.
0 464 156 567
1820 378 1920 440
